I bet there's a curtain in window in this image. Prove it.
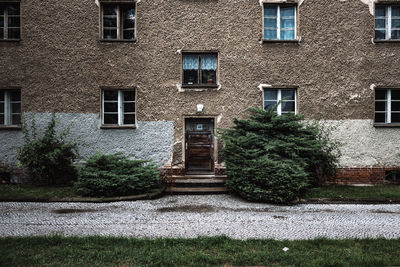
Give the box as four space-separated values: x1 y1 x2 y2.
183 55 199 70
201 54 217 70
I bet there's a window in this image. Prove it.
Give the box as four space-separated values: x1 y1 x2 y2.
263 4 296 40
375 89 400 124
264 89 296 115
182 53 217 86
101 3 135 41
0 3 20 40
0 89 21 126
375 5 400 40
102 89 136 126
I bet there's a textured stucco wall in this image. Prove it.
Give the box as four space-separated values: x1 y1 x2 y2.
0 113 174 166
0 0 399 167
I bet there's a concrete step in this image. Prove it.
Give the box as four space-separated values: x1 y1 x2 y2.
171 175 227 180
165 186 228 194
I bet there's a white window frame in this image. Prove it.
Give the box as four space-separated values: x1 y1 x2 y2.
101 3 136 41
263 4 297 40
375 5 400 40
0 2 20 40
102 89 136 126
263 88 297 115
375 89 400 124
0 90 21 126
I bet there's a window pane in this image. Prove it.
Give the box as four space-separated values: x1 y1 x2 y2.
392 19 400 28
392 113 400 123
0 6 4 15
375 30 386 40
11 114 21 125
103 29 117 39
264 90 277 100
11 103 20 113
392 102 400 111
0 28 3 39
281 6 295 17
104 114 118 124
182 54 199 70
7 4 19 15
391 30 400 39
281 90 295 100
123 102 135 113
392 90 400 100
264 5 277 16
281 18 294 28
0 91 4 101
123 29 134 40
264 29 277 39
104 90 118 101
10 91 20 101
104 102 118 112
375 18 386 29
0 16 4 27
8 28 20 39
392 6 400 17
375 90 387 100
264 18 277 28
123 114 135 125
200 54 217 70
375 113 386 123
281 30 294 40
103 5 117 15
201 70 216 84
122 7 135 28
103 17 117 27
375 101 386 111
0 114 3 125
264 101 277 111
375 6 386 17
8 16 20 27
0 103 3 112
123 91 135 101
183 69 198 85
282 101 295 112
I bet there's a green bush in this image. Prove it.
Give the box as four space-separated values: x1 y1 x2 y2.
75 153 161 197
220 108 341 204
17 113 79 185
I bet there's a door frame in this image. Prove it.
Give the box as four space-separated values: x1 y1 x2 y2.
183 115 217 173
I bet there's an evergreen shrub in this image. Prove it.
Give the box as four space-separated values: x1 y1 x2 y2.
220 108 341 204
17 113 79 185
75 153 161 197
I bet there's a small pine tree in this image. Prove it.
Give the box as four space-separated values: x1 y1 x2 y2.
220 107 341 204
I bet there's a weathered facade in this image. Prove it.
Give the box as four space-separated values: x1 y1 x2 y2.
0 0 399 183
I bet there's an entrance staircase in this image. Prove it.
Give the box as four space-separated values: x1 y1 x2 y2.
165 174 228 194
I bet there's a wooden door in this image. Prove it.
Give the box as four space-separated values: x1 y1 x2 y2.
185 118 214 173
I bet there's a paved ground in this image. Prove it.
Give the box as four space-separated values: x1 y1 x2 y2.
1 195 400 240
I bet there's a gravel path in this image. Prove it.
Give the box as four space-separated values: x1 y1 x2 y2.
1 195 400 240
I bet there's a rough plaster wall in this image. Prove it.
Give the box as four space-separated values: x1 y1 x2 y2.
328 120 400 167
0 113 174 166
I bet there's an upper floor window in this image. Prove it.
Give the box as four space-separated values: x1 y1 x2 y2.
0 89 21 126
263 4 296 41
375 5 400 41
264 88 296 115
182 53 217 87
102 89 136 126
0 3 20 40
101 3 135 41
375 89 400 124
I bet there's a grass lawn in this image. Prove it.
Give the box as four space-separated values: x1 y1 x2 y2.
0 184 79 199
0 236 399 266
305 184 400 200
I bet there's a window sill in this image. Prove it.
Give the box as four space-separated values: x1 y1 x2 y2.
181 84 219 89
100 125 136 129
262 39 300 44
0 125 22 130
0 39 21 42
99 39 137 43
374 39 400 43
373 123 400 127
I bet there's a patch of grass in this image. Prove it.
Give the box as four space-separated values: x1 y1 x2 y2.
0 236 399 266
0 184 79 199
305 185 400 200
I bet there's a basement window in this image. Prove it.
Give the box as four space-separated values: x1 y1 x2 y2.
102 89 136 127
0 89 21 126
0 3 20 40
101 3 135 41
182 53 218 87
375 89 400 124
375 5 400 41
263 4 296 41
263 88 297 115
